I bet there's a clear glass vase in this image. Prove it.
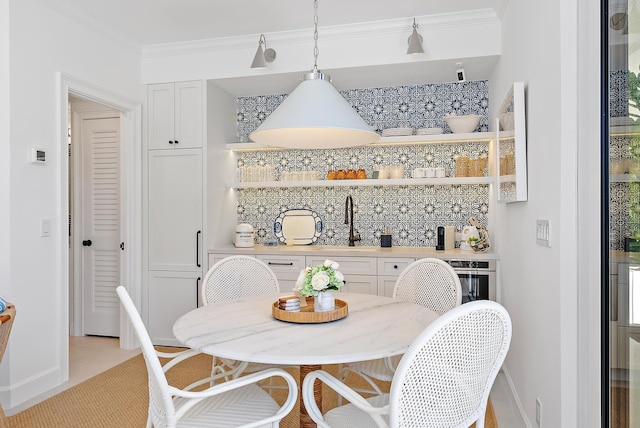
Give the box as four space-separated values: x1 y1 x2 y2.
314 291 335 312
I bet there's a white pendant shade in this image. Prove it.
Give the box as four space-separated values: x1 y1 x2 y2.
249 77 380 149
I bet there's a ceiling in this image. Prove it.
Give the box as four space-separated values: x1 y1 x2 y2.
51 0 506 47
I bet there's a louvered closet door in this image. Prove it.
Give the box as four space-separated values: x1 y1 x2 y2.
81 117 121 337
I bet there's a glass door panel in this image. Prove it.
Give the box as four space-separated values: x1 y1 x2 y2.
608 1 640 426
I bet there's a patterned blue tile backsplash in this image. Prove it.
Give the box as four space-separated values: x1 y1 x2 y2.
235 81 491 248
237 81 490 141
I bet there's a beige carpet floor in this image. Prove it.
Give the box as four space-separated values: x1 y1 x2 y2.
8 348 498 427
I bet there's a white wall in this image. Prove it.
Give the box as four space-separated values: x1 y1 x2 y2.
489 0 600 426
1 0 141 409
0 0 9 407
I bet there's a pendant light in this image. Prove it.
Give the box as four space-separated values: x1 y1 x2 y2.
406 18 424 55
249 0 380 149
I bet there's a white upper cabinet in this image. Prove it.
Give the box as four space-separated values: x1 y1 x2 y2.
147 81 203 149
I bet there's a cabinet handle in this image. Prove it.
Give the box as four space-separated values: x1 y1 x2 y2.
196 230 201 267
268 262 294 266
196 276 201 306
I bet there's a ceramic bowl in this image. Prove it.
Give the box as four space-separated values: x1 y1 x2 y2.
445 114 481 133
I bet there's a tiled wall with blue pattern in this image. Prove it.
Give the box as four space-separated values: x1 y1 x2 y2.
235 81 491 248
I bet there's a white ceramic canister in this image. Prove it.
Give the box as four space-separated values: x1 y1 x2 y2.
234 223 255 247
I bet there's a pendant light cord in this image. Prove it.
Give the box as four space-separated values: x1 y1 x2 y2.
313 0 319 72
303 0 328 81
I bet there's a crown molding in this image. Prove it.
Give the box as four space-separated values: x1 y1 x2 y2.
141 9 499 58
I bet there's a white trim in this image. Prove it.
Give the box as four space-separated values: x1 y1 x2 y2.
578 0 603 425
501 366 533 428
559 0 581 424
57 73 142 355
141 10 500 58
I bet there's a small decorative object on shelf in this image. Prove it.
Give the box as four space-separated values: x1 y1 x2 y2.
293 259 344 312
468 217 490 252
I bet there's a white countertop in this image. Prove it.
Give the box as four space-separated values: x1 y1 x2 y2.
173 292 439 365
209 245 499 260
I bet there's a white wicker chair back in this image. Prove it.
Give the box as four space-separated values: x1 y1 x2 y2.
202 255 280 305
392 258 463 315
390 300 512 428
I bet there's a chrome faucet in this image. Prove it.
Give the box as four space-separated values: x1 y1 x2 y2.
345 195 361 247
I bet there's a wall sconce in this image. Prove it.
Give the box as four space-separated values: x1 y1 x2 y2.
406 18 424 55
250 34 277 69
456 63 466 82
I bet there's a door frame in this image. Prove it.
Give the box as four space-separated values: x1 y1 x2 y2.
57 73 142 368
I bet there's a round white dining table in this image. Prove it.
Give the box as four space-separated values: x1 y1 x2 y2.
173 292 439 428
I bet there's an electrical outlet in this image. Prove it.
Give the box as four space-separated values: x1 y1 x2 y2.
536 398 542 426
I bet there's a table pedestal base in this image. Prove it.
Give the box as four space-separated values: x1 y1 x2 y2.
300 364 322 428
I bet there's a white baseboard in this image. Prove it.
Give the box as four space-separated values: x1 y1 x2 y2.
500 366 533 428
3 365 64 415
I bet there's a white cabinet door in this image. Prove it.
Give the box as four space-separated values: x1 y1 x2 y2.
377 277 398 297
339 275 378 295
148 149 203 271
148 81 203 150
174 81 203 149
148 271 200 346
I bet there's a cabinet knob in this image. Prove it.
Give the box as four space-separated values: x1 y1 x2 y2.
174 140 179 144
169 140 174 144
394 265 398 269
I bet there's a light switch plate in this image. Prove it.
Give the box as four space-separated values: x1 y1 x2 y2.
536 219 550 247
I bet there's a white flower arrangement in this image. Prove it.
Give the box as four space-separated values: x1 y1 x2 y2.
294 259 345 297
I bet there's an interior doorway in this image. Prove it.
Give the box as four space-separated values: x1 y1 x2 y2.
69 97 122 337
58 74 143 387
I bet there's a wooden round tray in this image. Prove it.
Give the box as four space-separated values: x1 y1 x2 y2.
272 298 348 323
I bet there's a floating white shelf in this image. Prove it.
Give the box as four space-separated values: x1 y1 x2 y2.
226 131 494 151
497 174 516 184
227 176 494 189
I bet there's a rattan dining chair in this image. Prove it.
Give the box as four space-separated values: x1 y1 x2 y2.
340 258 463 396
116 286 297 428
202 255 295 384
0 303 15 428
303 300 511 428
